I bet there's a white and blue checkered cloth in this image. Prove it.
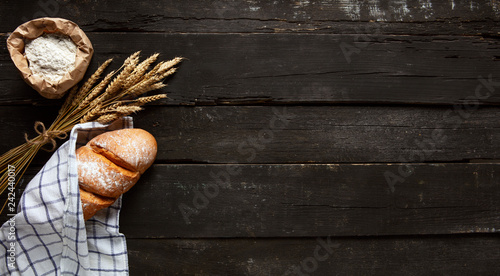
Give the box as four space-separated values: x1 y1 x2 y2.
0 117 133 275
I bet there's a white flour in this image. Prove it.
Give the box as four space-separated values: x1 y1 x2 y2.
24 33 77 83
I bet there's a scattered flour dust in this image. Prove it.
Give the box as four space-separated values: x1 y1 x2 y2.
24 33 77 83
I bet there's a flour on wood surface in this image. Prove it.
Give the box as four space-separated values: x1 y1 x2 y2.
24 33 77 83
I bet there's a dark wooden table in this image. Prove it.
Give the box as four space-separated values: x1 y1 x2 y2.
1 1 500 275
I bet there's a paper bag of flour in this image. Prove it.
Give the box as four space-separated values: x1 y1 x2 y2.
7 17 93 99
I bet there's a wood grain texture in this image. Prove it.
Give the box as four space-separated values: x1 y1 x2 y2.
0 1 499 274
1 33 500 106
1 105 499 164
2 163 498 237
1 0 500 34
117 163 499 238
127 235 500 275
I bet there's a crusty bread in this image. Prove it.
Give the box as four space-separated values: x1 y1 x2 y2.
77 145 140 198
79 188 115 220
77 128 157 220
88 128 157 174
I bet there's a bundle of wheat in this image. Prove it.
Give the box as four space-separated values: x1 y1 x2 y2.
0 52 183 213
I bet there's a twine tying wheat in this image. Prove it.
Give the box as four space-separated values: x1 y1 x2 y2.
24 121 68 152
0 52 183 214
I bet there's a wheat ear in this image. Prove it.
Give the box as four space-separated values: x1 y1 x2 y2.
103 51 140 98
96 114 120 124
80 104 103 123
123 53 159 89
79 59 113 95
132 94 168 106
72 59 113 106
76 70 116 112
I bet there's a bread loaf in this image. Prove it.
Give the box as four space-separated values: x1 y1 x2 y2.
77 128 157 220
79 188 115 221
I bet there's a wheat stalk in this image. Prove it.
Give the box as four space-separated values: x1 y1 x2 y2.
123 53 159 89
79 59 113 96
96 114 120 125
0 52 183 214
134 94 168 105
76 70 116 113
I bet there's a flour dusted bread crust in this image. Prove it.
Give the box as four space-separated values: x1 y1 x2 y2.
77 128 157 220
88 129 157 174
77 145 140 198
79 188 115 221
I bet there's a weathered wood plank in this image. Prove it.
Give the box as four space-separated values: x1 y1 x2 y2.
116 163 500 238
134 105 500 163
1 105 499 164
2 163 498 237
127 235 500 275
0 1 497 274
1 0 500 34
2 33 500 105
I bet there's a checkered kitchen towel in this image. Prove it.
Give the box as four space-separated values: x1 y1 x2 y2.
0 117 133 275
